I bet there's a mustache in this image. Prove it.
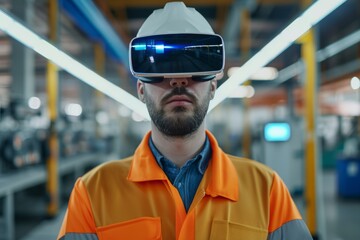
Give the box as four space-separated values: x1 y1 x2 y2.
161 87 196 104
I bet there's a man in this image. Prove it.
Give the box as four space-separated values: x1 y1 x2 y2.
58 2 312 239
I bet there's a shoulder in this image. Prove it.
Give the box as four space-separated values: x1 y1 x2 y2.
227 154 275 183
227 154 274 173
82 156 133 185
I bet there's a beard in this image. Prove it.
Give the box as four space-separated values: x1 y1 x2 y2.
144 86 211 137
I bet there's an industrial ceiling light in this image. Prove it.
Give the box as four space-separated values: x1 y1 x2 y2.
209 0 347 112
28 97 41 110
228 85 256 99
228 67 278 80
65 103 82 117
350 77 360 90
0 9 150 120
228 86 248 98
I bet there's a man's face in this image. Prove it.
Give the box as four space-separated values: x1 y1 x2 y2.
138 78 216 137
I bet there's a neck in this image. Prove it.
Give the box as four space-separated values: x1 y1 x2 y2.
151 123 207 168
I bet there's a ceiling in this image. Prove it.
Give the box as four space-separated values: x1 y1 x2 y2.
94 0 360 75
0 0 359 111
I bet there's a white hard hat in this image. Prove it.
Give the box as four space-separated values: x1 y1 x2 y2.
130 2 224 82
136 2 215 37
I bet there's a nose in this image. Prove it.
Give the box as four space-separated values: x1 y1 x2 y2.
169 78 189 88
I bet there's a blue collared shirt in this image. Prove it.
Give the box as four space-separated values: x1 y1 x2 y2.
149 136 211 212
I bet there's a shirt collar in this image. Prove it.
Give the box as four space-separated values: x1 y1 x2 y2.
149 135 211 174
128 131 239 201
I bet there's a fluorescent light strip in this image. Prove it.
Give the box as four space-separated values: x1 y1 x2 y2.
0 9 150 120
209 0 347 112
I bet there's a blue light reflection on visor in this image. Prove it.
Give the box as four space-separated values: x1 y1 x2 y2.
134 44 146 51
132 43 177 54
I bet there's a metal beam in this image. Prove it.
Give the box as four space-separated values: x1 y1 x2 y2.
258 0 298 5
10 0 36 101
215 5 228 34
105 0 234 8
95 0 131 44
60 0 129 67
271 28 360 87
221 0 257 58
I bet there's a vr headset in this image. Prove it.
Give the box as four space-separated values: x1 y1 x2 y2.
129 33 225 83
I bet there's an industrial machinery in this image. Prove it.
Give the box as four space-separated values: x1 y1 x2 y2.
0 99 48 173
253 119 305 195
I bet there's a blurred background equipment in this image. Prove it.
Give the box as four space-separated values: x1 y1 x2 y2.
261 120 304 195
0 98 47 173
336 117 360 198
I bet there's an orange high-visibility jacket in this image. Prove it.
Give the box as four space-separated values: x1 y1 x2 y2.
58 131 312 240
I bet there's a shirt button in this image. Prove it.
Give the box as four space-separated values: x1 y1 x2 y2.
178 182 182 188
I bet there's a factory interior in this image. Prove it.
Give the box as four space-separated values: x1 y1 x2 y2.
0 0 359 239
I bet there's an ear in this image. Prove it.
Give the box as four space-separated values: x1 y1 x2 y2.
137 80 145 102
210 79 217 99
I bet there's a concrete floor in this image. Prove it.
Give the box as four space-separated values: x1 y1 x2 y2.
322 170 360 240
17 170 360 240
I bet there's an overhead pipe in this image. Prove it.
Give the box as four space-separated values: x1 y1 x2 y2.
271 28 360 87
59 0 129 68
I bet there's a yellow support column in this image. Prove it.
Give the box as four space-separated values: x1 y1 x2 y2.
299 0 318 237
94 43 105 75
94 43 105 138
240 9 252 158
299 27 318 239
46 0 59 217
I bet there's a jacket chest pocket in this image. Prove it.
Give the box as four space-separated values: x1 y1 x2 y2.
210 220 268 240
97 217 162 240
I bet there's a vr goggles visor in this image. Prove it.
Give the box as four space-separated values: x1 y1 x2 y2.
129 33 225 83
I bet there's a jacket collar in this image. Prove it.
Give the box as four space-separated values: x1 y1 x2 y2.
127 131 239 201
203 130 238 201
127 132 168 182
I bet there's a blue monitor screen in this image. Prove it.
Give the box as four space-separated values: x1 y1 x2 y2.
264 122 291 142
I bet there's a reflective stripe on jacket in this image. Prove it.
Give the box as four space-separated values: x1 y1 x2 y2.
58 131 312 240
